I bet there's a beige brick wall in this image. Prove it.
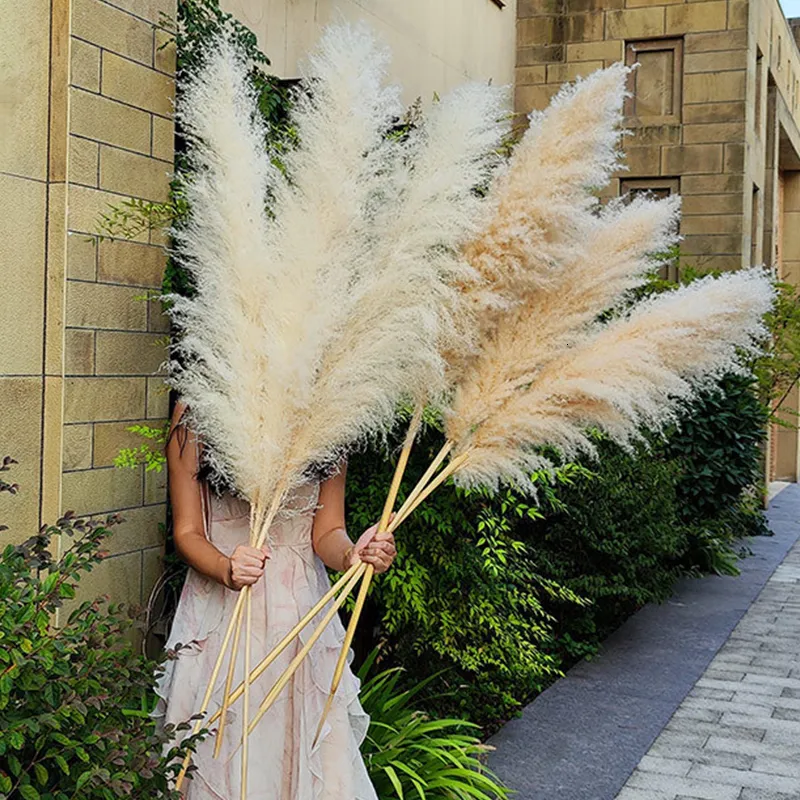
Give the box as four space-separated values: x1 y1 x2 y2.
516 0 751 273
224 0 517 106
1 0 175 619
64 0 175 612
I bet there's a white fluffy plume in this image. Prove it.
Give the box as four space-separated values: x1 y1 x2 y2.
168 26 508 513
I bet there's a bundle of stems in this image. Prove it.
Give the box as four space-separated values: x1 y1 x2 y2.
169 24 508 793
224 64 776 746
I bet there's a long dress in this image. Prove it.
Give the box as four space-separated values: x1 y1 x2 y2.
155 481 378 800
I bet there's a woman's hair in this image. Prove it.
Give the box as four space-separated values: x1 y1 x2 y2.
166 403 335 498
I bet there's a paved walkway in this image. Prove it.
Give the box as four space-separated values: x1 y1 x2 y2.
617 533 800 800
488 485 800 800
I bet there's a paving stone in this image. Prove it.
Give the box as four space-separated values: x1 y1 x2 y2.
688 764 800 794
638 754 693 777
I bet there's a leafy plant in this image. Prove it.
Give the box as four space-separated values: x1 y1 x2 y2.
359 656 510 800
0 463 203 799
113 423 169 473
346 424 587 729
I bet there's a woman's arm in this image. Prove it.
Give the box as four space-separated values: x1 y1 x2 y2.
312 463 397 573
166 402 267 591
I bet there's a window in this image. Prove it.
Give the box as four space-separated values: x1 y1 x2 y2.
755 49 764 135
620 178 680 280
751 184 762 266
624 38 683 126
620 177 680 202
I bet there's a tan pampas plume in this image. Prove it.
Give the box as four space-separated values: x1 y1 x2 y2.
461 64 631 329
447 268 775 493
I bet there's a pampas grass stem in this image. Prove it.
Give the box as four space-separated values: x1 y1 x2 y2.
312 408 422 745
209 562 363 725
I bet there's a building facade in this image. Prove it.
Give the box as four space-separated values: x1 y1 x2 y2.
0 0 516 616
516 0 800 482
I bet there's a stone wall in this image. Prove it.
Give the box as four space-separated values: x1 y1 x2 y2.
517 0 751 273
223 0 517 105
1 0 176 617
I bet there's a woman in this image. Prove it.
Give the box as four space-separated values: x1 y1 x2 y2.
156 403 396 799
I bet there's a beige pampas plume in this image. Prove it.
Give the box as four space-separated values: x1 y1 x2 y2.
448 268 775 493
461 63 630 325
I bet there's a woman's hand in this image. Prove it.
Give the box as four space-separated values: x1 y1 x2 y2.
347 521 397 574
226 544 269 591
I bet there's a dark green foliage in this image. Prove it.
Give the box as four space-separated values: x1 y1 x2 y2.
0 484 203 799
346 424 587 729
524 439 690 656
665 375 768 521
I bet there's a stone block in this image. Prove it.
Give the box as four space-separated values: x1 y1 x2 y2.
93 419 151 467
680 233 742 256
69 135 99 187
681 214 742 236
681 173 744 194
144 467 167 505
621 144 662 175
66 280 148 331
683 122 745 144
151 115 174 162
564 11 605 42
688 763 800 794
99 145 172 203
0 0 50 181
95 330 167 375
685 29 748 53
515 83 560 114
682 194 742 215
64 377 147 423
606 7 666 39
63 423 93 471
148 300 170 333
154 27 177 75
566 40 625 62
680 254 742 272
61 465 143 515
65 550 143 617
666 2 728 35
0 174 46 375
101 51 174 117
65 328 95 375
626 0 681 5
547 61 604 83
565 0 623 11
684 102 746 124
628 125 681 146
685 50 746 74
72 0 154 66
146 377 170 419
106 0 173 24
626 769 741 799
518 16 563 46
68 184 148 241
516 65 547 85
97 239 167 288
67 232 97 280
518 0 562 14
728 0 747 30
0 377 43 543
70 88 151 155
70 37 101 93
517 45 565 65
684 71 746 104
724 143 745 173
662 144 724 174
